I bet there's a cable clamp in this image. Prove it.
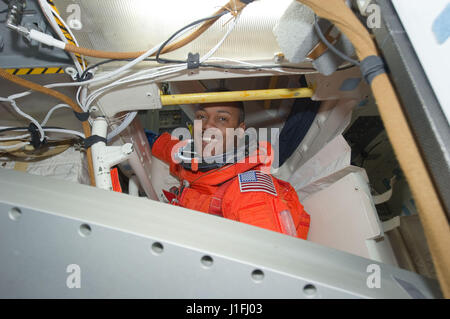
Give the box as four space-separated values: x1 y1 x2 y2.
28 123 46 149
187 52 200 69
237 0 255 4
73 110 90 122
360 55 386 84
78 71 93 82
82 135 107 150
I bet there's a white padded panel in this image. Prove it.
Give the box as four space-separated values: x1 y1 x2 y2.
303 172 384 260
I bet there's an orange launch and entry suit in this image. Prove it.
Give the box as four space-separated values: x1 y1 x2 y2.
152 133 310 239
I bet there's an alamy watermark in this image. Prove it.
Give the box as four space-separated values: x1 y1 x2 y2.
66 2 82 30
66 264 81 289
366 264 381 289
171 121 280 172
358 0 381 29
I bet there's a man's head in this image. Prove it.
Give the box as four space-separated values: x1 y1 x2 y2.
193 88 246 157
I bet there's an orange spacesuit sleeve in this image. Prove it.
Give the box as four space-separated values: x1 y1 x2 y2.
151 132 181 164
276 180 311 240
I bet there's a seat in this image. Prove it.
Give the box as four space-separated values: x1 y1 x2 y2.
302 170 398 265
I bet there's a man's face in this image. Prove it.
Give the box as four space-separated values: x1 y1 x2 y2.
193 103 245 157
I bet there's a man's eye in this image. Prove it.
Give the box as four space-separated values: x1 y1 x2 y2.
218 117 228 122
196 114 206 120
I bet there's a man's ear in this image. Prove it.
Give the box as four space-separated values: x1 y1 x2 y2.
238 122 246 131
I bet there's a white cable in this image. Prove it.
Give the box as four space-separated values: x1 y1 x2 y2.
53 41 176 88
43 128 85 139
107 66 185 140
0 127 85 140
1 12 237 150
82 65 185 135
113 16 239 85
7 12 227 102
37 0 85 74
0 100 72 142
110 63 186 85
49 7 86 72
85 64 186 110
109 113 133 124
96 15 239 141
6 40 173 103
9 100 45 142
5 12 236 143
0 142 28 150
85 15 239 110
107 111 138 142
41 104 71 126
84 64 185 110
76 86 88 111
0 98 29 141
73 64 186 137
0 133 29 141
200 14 240 63
207 57 306 75
101 66 186 140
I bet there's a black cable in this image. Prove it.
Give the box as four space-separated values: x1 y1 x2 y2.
78 12 229 80
79 58 157 81
199 62 356 71
0 125 86 149
0 126 27 134
200 63 313 70
155 11 229 65
79 59 119 81
0 126 77 134
313 15 360 66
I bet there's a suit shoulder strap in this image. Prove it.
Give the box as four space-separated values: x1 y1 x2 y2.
208 177 237 217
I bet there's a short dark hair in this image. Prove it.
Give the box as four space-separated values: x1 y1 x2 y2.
202 87 245 124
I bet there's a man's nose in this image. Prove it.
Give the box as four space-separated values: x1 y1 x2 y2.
203 117 216 131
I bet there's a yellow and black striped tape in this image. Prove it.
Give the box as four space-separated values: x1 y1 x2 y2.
4 67 65 75
4 0 84 76
3 1 84 76
47 0 84 66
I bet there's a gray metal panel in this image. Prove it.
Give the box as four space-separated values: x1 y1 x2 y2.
0 0 72 69
0 169 442 298
373 0 450 219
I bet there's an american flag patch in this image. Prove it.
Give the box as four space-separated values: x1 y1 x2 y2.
238 170 277 196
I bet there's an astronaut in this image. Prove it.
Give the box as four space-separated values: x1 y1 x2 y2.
151 91 310 239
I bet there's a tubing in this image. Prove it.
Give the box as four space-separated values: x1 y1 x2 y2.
296 0 450 297
160 87 314 106
0 68 96 186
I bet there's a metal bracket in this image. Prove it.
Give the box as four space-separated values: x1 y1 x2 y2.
91 117 133 190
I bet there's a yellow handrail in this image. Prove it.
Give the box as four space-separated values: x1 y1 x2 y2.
160 87 314 106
